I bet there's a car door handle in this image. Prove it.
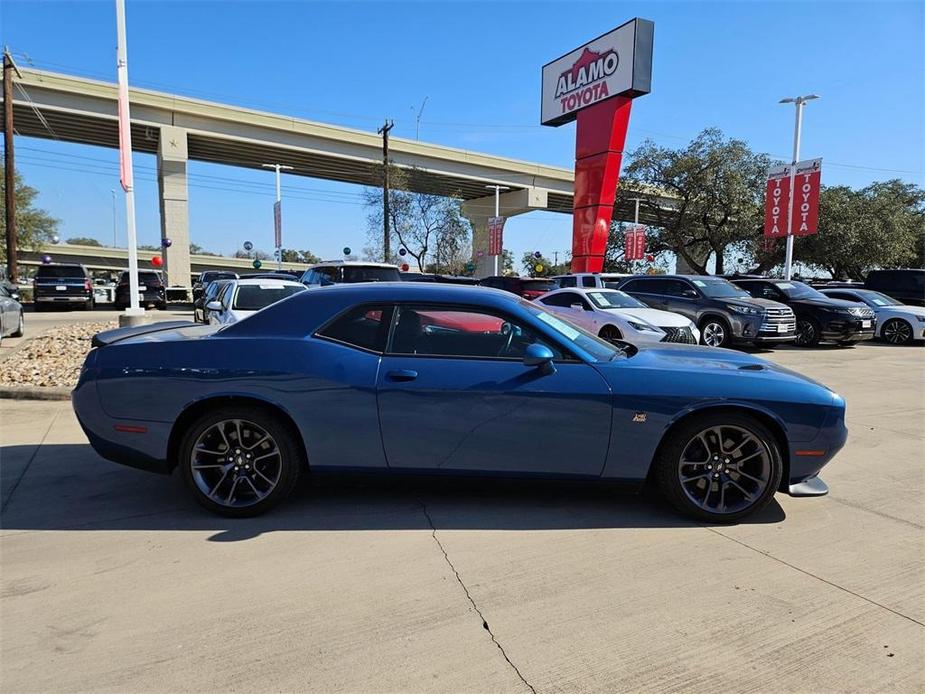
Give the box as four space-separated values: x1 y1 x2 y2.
387 369 418 382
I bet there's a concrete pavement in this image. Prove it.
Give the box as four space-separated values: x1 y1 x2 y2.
1 343 923 692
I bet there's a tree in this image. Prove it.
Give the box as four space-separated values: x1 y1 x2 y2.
280 248 321 264
363 164 471 273
796 180 924 279
621 128 770 275
234 248 271 260
65 236 102 247
190 243 220 256
0 171 59 264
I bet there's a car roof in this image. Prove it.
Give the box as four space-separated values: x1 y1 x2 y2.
308 260 399 269
232 278 304 287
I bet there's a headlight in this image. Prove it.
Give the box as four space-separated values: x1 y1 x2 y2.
627 320 660 333
915 315 925 322
846 307 868 317
728 304 761 315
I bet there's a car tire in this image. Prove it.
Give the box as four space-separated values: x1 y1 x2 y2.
179 406 302 518
11 311 24 338
82 298 94 311
157 302 168 311
598 325 622 343
881 318 913 345
795 317 821 347
698 317 732 348
655 411 783 523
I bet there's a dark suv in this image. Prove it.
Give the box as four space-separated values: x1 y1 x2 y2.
731 278 876 347
864 269 925 307
114 271 167 310
615 275 796 348
478 276 559 300
33 263 94 311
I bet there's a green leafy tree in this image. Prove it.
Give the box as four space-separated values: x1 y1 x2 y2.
621 128 770 275
521 252 553 277
0 171 59 265
65 236 102 246
234 248 271 260
190 243 220 256
363 164 471 273
280 248 321 264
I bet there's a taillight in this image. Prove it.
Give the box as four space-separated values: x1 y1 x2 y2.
85 279 92 291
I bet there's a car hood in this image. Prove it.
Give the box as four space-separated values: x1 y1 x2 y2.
790 297 859 310
605 307 692 327
874 305 924 317
728 297 789 311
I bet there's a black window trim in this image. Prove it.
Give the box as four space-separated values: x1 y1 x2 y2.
384 301 583 363
312 302 395 355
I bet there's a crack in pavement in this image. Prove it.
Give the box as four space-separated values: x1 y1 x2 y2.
2 409 62 512
706 527 925 628
417 498 537 694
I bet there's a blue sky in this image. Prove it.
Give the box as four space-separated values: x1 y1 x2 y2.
2 0 922 267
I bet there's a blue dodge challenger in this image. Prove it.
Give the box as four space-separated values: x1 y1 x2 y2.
73 283 847 522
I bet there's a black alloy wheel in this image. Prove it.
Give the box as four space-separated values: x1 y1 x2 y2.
795 317 821 347
179 406 302 517
656 412 782 522
599 325 622 343
881 318 913 346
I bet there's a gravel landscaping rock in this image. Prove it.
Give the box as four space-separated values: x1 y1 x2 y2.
0 322 115 389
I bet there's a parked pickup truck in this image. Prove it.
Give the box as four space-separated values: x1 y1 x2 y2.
33 263 95 311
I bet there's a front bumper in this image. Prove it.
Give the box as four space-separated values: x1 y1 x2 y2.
821 318 876 342
730 314 797 343
786 398 848 490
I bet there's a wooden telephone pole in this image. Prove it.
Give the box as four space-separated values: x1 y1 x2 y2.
3 49 19 282
377 119 394 263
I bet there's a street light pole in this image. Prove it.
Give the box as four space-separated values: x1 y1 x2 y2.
110 189 117 247
779 94 819 280
485 184 509 276
262 163 293 270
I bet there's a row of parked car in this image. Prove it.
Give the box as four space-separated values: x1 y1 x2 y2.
188 262 924 348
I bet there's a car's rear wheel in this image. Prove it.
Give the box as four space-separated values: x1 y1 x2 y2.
699 317 731 348
598 325 622 343
795 317 821 347
179 406 302 517
881 318 913 345
655 412 782 522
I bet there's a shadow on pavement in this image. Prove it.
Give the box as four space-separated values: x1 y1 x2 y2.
0 443 786 541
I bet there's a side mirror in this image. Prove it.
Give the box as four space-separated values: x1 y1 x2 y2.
205 300 223 312
523 343 556 375
681 289 698 298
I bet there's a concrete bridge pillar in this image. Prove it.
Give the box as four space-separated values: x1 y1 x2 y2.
462 187 549 278
157 126 191 292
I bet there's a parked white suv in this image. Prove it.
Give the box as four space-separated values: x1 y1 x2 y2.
551 273 631 289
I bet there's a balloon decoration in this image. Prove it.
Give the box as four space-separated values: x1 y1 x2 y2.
645 254 655 262
400 263 410 272
252 259 262 269
476 250 485 258
243 241 254 252
465 262 475 273
41 255 52 264
51 235 60 244
534 251 542 259
342 247 352 256
534 264 544 273
398 248 407 257
151 256 163 267
162 238 173 248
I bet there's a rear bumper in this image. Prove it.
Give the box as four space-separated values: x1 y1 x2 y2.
35 295 91 303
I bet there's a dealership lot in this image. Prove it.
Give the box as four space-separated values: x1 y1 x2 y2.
1 342 923 692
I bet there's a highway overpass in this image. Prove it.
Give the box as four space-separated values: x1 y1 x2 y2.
4 67 672 283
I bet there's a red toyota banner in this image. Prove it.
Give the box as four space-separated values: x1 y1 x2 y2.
487 216 505 256
623 225 645 260
763 164 791 238
791 158 822 236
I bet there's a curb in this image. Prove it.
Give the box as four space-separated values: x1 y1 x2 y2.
0 385 72 401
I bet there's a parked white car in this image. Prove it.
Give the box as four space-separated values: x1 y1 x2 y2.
537 287 701 345
820 288 925 345
551 272 631 289
206 279 306 326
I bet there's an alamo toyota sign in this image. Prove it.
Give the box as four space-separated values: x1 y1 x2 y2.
541 18 654 126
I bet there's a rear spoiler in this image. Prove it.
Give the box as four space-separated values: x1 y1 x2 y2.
91 320 196 348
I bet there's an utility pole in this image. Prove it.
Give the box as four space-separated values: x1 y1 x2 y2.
485 184 509 276
110 189 117 247
414 97 428 140
378 120 394 263
262 163 293 270
3 49 20 282
780 94 819 280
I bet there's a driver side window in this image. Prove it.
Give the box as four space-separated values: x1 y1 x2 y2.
388 305 562 360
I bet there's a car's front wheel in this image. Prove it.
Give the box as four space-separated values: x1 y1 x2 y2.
795 317 821 347
11 311 24 337
179 406 302 517
699 317 731 348
881 318 913 345
655 412 782 522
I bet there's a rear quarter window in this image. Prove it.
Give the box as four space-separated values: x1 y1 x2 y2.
316 304 394 353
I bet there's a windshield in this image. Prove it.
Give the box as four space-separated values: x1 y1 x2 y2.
690 278 750 298
773 281 827 299
521 279 559 292
342 267 401 283
202 272 237 283
233 284 305 311
855 290 902 306
36 266 85 279
586 290 646 309
522 302 627 362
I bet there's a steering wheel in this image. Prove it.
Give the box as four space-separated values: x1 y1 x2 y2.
497 322 514 356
